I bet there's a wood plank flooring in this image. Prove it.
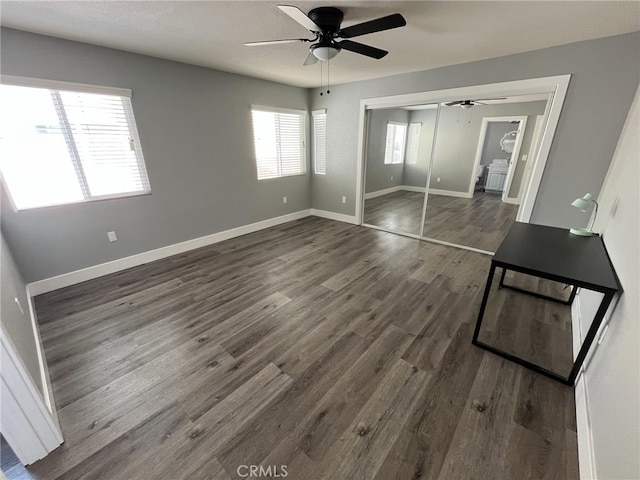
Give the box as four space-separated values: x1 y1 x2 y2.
363 190 518 252
17 217 577 480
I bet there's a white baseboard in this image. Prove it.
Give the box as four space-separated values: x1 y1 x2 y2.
364 186 402 200
26 208 362 296
502 197 520 205
429 188 473 199
572 291 597 480
27 209 312 296
311 208 358 225
364 185 426 200
400 185 426 193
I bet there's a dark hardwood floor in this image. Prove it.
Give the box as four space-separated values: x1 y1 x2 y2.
363 190 518 252
363 190 425 236
18 217 577 480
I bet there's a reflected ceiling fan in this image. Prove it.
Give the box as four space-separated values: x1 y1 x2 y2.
245 5 406 65
445 98 507 109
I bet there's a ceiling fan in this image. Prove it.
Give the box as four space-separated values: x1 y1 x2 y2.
444 98 507 109
245 5 406 65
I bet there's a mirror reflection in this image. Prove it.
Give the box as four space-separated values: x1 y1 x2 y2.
363 105 438 236
423 95 549 251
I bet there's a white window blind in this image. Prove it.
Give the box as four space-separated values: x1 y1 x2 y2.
312 109 326 175
406 122 422 165
0 80 150 210
384 122 408 165
251 107 306 180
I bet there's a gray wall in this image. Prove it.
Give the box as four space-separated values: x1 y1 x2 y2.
1 234 44 396
430 101 547 194
403 108 438 188
309 32 640 228
364 108 409 193
0 28 311 283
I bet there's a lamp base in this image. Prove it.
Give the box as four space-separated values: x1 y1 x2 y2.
570 227 595 237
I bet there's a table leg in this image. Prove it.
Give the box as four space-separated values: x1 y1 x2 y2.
472 263 496 344
498 267 507 288
567 290 616 384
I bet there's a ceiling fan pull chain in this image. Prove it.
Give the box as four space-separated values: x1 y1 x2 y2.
320 61 324 96
327 59 331 95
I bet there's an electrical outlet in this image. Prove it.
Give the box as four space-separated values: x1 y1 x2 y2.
522 154 528 162
283 196 287 204
341 196 347 204
107 231 117 242
391 176 394 181
437 177 441 183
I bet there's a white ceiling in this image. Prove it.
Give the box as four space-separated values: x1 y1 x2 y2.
1 1 639 88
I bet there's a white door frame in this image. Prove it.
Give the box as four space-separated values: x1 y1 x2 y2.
518 115 545 205
468 116 528 203
355 75 571 224
0 327 63 465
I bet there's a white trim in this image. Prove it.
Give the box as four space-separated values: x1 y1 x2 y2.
519 115 545 205
0 329 64 465
516 78 570 222
364 185 426 200
501 117 528 202
428 188 473 199
25 291 58 422
311 209 358 225
28 210 312 295
364 186 402 200
355 75 571 225
571 294 597 480
251 104 306 115
401 185 426 194
0 74 131 97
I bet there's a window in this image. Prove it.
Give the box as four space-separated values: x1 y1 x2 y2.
251 106 306 180
0 77 150 210
405 122 422 165
384 122 408 165
312 109 326 175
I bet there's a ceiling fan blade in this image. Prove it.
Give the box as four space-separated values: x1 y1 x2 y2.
278 5 321 32
338 40 388 59
245 38 312 46
444 101 463 106
303 52 318 66
339 13 406 39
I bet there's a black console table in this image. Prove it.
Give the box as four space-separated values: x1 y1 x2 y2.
472 222 621 386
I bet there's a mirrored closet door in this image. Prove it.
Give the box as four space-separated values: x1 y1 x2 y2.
362 104 439 237
422 94 550 252
361 92 552 254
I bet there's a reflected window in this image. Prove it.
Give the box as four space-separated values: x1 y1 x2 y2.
383 122 407 165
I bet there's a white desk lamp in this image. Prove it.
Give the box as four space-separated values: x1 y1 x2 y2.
570 193 598 236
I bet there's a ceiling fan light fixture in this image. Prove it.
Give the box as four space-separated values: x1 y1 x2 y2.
311 45 340 61
461 104 473 109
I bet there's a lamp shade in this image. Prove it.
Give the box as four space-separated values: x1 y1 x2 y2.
571 193 594 212
569 193 598 236
312 45 340 61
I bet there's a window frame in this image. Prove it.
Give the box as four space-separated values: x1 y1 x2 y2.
312 109 327 175
0 75 151 211
251 105 307 181
383 121 408 165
